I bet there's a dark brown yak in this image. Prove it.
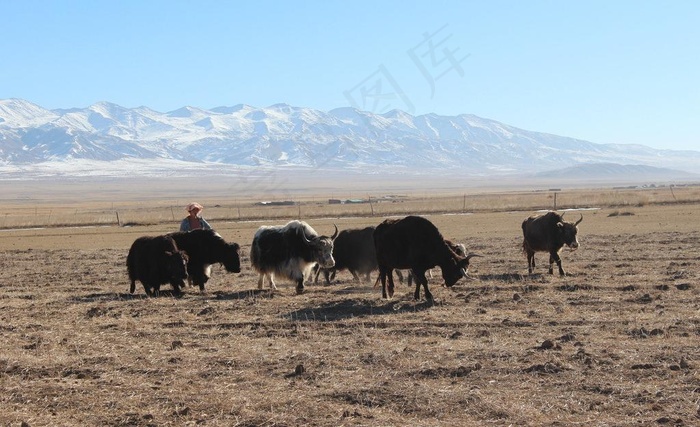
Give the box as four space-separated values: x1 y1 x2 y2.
522 211 583 276
313 226 377 285
374 216 479 301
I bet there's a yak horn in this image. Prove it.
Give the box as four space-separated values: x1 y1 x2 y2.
465 253 481 261
301 227 312 243
331 224 339 240
575 214 583 226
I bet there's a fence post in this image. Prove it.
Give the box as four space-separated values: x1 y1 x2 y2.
116 211 121 227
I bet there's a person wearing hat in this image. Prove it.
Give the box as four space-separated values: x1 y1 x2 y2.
180 202 212 232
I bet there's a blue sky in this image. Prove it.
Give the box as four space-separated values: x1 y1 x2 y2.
1 1 698 151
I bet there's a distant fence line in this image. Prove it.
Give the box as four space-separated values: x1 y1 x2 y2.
2 186 699 230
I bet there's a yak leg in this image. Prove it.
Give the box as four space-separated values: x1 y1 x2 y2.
378 269 389 299
412 269 431 301
295 267 306 294
550 250 566 276
142 279 155 297
199 265 212 292
379 267 396 299
171 282 183 297
268 274 277 290
313 266 332 285
387 269 396 298
129 280 137 294
316 269 333 285
350 270 361 284
526 250 535 274
312 265 323 285
258 273 277 290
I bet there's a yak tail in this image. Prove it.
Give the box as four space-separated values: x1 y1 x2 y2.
521 220 530 255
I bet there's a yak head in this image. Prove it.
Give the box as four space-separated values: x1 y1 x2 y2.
222 242 242 273
303 224 339 269
558 213 583 250
442 252 481 287
165 250 189 286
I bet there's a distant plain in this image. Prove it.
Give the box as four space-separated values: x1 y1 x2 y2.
1 177 699 426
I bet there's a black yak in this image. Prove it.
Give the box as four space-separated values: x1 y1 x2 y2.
127 235 189 297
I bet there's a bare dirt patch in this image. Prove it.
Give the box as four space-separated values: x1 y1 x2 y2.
0 198 699 426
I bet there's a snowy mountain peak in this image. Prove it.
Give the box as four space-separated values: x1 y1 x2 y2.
0 98 58 126
166 106 209 118
210 104 255 115
0 98 698 176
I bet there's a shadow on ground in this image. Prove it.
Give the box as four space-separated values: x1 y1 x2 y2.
211 289 274 300
284 297 434 321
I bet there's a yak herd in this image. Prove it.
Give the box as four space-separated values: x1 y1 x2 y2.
127 211 583 301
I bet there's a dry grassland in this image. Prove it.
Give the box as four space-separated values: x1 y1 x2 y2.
0 183 699 426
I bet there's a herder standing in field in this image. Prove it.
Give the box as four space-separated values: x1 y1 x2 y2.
180 202 212 232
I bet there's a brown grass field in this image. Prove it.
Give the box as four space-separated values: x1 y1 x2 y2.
1 181 699 426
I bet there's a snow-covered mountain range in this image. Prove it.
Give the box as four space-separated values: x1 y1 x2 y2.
1 98 697 178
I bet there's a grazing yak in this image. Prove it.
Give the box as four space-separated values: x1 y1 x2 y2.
127 235 189 297
401 239 467 287
522 211 583 276
313 226 377 285
374 216 479 301
250 220 338 294
168 229 241 291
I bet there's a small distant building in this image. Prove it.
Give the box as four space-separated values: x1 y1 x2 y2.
255 200 296 206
